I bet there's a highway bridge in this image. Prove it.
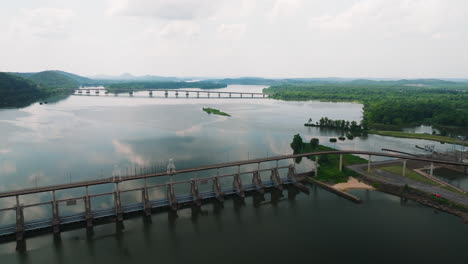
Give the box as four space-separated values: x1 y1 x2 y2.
75 88 267 98
0 150 466 244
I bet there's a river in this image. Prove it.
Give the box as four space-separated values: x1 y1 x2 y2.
0 85 467 263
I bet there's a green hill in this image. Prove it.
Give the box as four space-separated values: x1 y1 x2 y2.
28 71 80 91
0 72 44 108
52 70 93 85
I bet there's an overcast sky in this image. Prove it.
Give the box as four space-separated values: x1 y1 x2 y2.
1 0 468 78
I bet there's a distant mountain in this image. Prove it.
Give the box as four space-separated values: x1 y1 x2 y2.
28 71 80 90
10 70 93 85
91 73 186 82
0 72 43 107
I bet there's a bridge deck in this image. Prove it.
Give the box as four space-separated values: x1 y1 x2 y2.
0 150 466 199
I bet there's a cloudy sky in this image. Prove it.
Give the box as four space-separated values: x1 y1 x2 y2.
1 0 468 78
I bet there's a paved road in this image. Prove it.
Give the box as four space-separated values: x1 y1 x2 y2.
348 164 468 206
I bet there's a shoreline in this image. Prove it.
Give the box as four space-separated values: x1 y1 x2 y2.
332 176 375 192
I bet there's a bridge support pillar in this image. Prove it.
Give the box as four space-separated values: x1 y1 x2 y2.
430 162 434 177
402 160 407 177
197 92 199 98
287 164 296 182
165 91 168 97
270 168 283 190
314 156 319 177
84 191 93 228
252 171 264 194
339 154 343 172
167 184 178 210
240 93 243 98
208 92 210 98
186 92 189 97
233 174 245 197
229 93 231 98
218 93 221 98
52 191 60 234
367 155 372 173
191 180 202 206
142 187 151 216
251 93 254 98
15 196 24 242
212 177 224 202
114 183 123 222
263 94 265 98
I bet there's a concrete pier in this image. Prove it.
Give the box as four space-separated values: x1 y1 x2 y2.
114 183 123 222
167 184 177 210
402 160 407 177
252 171 264 193
15 196 24 242
270 168 283 190
213 177 224 202
233 174 245 197
52 191 60 234
191 180 202 206
142 188 151 216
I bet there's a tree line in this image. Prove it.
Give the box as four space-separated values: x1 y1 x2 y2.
265 83 468 131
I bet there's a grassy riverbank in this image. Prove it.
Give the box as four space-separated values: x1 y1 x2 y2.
368 130 467 146
202 107 231 117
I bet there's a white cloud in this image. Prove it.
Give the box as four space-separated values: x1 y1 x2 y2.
268 0 303 18
108 0 226 20
217 23 247 40
159 21 201 37
309 0 462 37
10 8 75 39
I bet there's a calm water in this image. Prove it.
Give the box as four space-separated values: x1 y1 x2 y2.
0 85 467 263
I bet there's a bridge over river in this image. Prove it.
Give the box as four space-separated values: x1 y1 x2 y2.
75 88 267 98
0 150 466 245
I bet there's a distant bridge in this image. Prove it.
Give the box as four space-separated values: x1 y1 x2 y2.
74 88 268 98
0 150 466 245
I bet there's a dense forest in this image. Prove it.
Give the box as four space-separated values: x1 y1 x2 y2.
28 71 80 91
265 81 468 130
0 71 80 108
0 73 44 107
106 81 227 91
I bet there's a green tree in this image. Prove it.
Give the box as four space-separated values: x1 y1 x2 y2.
310 138 319 150
290 134 304 153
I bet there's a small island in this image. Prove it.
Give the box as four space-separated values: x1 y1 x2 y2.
202 107 231 117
